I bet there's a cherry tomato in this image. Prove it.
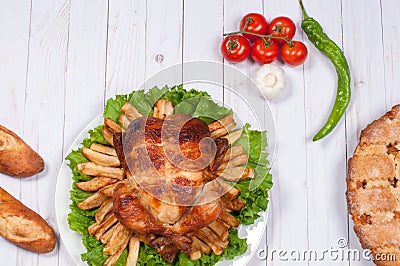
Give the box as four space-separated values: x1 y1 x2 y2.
239 13 268 41
267 16 296 45
221 35 251 63
281 41 308 66
251 39 279 64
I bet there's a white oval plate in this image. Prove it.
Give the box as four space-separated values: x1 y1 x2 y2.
56 62 274 266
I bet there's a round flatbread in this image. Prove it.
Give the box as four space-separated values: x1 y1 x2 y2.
347 105 400 265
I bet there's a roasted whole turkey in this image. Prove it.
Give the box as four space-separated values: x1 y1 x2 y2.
112 114 230 260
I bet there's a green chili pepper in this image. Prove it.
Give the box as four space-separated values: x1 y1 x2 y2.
299 0 351 141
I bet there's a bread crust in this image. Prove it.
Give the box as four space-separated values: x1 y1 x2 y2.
347 105 400 265
0 187 55 253
0 125 44 177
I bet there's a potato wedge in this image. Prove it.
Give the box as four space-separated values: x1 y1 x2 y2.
222 196 245 211
77 191 109 210
90 143 117 157
103 242 128 266
77 162 124 180
82 147 120 167
76 176 117 192
191 236 211 255
216 166 253 182
208 114 234 132
195 230 223 255
99 181 122 197
94 215 118 240
102 126 114 146
118 113 131 129
153 99 174 119
221 128 243 145
210 122 236 139
126 236 140 266
103 223 131 255
95 198 114 223
104 118 122 133
218 210 239 228
121 102 142 121
100 222 119 244
218 153 249 170
223 145 243 162
208 220 230 242
199 227 228 249
0 125 44 177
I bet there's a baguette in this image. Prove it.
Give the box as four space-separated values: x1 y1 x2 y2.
0 187 55 253
0 125 44 177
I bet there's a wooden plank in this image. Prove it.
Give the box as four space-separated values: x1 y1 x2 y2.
381 0 400 108
105 0 146 100
263 1 309 265
19 0 71 265
183 0 223 113
63 0 108 152
300 1 349 266
0 2 31 260
146 0 182 79
343 0 385 265
60 1 108 265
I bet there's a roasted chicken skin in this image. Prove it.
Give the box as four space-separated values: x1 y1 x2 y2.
113 114 228 255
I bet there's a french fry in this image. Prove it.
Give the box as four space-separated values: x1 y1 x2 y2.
103 223 132 255
208 114 234 132
126 236 140 266
103 242 129 266
221 128 243 145
208 220 230 242
104 118 122 133
82 147 120 167
195 230 223 255
222 196 245 211
199 227 228 249
94 214 118 240
121 102 142 121
77 162 125 180
223 145 243 162
88 222 101 236
216 179 240 200
153 99 174 119
218 209 240 228
90 143 117 157
95 198 114 223
210 122 237 139
102 125 114 146
100 222 119 244
218 153 249 170
77 191 109 210
118 113 131 129
99 181 123 197
76 176 117 192
240 167 254 180
190 250 202 261
216 166 254 182
191 236 211 255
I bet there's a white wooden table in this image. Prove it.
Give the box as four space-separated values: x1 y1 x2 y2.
1 0 398 265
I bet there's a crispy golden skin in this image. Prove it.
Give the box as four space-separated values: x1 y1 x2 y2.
0 125 44 177
0 187 55 253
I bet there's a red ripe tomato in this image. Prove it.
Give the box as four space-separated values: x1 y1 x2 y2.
281 41 308 66
251 39 279 64
221 35 251 63
239 13 268 41
267 16 296 45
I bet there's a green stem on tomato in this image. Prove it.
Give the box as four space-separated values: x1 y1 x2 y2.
223 30 291 44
